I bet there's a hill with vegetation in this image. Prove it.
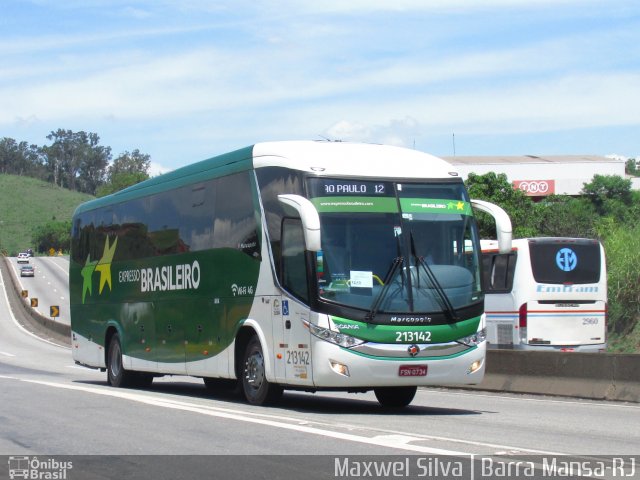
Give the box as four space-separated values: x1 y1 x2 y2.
0 174 93 255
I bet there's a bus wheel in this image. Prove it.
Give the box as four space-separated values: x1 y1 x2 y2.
374 386 417 408
107 333 135 388
242 336 283 405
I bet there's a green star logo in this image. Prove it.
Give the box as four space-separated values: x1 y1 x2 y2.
81 255 98 304
96 236 118 294
81 236 118 304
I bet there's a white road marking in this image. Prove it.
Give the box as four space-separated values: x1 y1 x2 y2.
43 257 70 276
0 351 16 357
0 375 568 456
8 376 466 455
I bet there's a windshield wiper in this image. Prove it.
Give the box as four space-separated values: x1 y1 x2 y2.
409 232 459 322
365 256 404 322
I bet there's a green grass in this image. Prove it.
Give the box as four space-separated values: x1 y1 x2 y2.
607 323 640 353
0 174 94 255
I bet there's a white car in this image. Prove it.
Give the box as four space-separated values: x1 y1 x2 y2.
17 252 30 263
20 265 35 277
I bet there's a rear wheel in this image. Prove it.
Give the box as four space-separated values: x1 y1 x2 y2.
374 386 417 408
242 336 283 405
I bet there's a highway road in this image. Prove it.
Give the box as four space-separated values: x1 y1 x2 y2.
0 257 638 479
8 255 70 325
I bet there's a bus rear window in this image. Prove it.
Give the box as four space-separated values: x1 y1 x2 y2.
529 240 601 285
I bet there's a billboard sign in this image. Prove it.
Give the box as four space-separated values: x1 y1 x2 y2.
513 179 555 196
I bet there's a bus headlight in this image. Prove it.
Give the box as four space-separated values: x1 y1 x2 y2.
303 321 365 348
458 327 487 347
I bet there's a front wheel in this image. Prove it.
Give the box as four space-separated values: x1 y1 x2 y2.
242 337 283 405
374 386 417 408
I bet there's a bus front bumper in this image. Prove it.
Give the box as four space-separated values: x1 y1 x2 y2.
310 339 486 388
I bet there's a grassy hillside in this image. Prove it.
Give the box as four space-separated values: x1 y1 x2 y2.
0 175 94 255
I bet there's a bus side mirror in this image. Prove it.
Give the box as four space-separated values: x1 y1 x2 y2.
470 199 512 253
277 194 322 252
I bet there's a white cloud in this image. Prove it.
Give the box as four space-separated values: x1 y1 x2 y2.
148 161 172 176
1 0 637 164
325 117 421 147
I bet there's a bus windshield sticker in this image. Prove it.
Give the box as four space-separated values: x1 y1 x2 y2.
399 198 472 216
310 196 398 213
349 271 373 289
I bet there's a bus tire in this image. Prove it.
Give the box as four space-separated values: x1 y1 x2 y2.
107 333 136 388
374 386 417 408
241 336 283 405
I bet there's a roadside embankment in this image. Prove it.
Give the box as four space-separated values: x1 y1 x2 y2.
1 256 71 346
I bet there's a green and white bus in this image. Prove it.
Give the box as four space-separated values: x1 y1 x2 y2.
70 141 510 407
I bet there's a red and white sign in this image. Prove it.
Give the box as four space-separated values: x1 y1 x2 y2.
513 179 555 196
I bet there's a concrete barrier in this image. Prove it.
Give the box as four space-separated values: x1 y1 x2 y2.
1 256 71 346
469 350 640 403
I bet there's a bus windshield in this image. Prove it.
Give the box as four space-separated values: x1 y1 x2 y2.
308 178 482 317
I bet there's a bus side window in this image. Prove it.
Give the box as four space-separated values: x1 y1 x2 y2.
482 252 517 293
281 218 310 303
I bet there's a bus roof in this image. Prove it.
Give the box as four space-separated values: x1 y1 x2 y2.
74 141 459 216
252 141 458 178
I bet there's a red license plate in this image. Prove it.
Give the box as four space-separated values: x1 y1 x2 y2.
399 365 427 377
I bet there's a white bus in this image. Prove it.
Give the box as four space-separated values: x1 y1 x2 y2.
70 141 511 407
481 237 607 352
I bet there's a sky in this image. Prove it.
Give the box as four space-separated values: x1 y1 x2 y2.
1 0 639 173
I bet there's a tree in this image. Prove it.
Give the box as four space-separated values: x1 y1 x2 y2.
43 129 111 194
625 158 639 177
31 220 72 253
537 195 597 238
581 174 633 219
0 137 45 178
465 172 540 238
96 149 151 197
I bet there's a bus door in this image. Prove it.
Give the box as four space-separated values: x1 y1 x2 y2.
279 298 313 385
276 218 313 385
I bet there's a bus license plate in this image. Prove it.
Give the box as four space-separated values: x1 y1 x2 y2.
399 365 427 377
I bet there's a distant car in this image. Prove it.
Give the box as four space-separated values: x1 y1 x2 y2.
17 253 29 263
20 265 35 277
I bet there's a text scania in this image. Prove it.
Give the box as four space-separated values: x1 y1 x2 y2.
140 261 201 293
